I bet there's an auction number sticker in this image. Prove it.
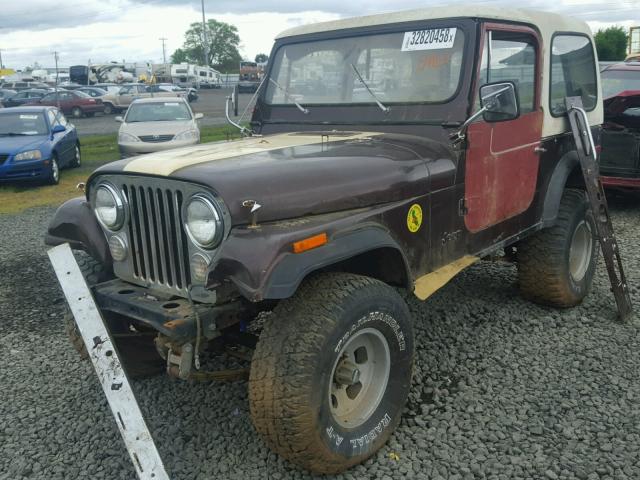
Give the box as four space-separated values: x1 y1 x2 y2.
401 27 457 51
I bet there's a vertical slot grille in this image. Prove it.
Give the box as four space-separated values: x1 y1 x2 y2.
123 181 191 293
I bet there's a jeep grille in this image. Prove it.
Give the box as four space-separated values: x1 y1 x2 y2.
122 181 191 293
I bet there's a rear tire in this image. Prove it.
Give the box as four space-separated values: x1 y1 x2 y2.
517 188 598 307
249 273 414 474
103 103 113 115
63 253 165 378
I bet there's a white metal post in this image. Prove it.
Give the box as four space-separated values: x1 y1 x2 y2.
48 244 170 480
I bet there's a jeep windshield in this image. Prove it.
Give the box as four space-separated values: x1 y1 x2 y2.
264 27 465 108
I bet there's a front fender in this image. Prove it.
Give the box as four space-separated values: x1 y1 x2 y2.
44 197 112 267
208 205 411 302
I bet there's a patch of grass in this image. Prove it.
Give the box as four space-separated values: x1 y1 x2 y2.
0 124 245 215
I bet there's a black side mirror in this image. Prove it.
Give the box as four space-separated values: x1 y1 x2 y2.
232 84 239 117
480 81 519 122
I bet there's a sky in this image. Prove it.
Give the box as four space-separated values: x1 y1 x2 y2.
0 0 638 70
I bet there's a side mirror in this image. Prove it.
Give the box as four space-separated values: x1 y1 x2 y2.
115 116 123 123
480 82 519 122
194 112 204 120
232 84 239 117
51 124 65 134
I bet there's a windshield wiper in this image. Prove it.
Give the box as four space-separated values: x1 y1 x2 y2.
269 78 309 114
350 63 390 114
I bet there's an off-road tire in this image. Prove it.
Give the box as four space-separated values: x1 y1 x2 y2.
249 273 414 474
63 253 165 378
517 188 598 307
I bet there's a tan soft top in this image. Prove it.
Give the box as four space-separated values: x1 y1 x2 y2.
277 6 590 39
276 6 602 137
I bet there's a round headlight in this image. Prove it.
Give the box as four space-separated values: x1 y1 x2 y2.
184 195 222 249
95 183 124 230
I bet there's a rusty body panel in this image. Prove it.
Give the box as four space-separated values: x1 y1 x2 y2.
45 14 602 334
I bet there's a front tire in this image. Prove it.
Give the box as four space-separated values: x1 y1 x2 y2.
249 273 414 474
71 144 81 168
517 188 598 307
103 103 114 115
71 106 83 118
47 155 60 185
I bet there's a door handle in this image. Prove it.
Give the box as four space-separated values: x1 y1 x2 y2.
534 146 547 154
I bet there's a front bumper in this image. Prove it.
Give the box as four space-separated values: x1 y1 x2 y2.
119 138 198 157
0 157 51 182
93 278 238 344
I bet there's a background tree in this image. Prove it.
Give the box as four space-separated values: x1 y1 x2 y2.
595 26 629 61
170 48 189 64
255 53 269 64
171 19 242 72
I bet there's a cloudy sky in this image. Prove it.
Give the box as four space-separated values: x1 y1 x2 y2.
0 0 637 70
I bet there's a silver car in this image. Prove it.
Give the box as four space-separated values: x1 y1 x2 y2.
116 97 203 158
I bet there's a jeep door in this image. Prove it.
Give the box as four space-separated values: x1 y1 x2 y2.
464 24 543 233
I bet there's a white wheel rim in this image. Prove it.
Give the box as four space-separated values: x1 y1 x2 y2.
52 159 59 182
569 220 593 282
329 327 390 428
75 146 80 164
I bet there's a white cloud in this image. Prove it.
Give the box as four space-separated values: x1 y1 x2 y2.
0 0 638 70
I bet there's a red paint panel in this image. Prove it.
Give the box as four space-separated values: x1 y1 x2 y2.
464 110 543 232
601 175 640 189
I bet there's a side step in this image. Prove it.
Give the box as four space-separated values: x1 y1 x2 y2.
564 97 633 322
48 244 170 480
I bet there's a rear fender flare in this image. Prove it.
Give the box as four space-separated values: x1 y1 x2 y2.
541 150 581 227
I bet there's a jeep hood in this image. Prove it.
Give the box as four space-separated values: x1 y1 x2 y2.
93 131 452 224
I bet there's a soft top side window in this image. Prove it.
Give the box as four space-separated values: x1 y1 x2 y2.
550 34 597 116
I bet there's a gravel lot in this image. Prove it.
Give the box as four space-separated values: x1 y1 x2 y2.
1 197 639 480
72 88 255 136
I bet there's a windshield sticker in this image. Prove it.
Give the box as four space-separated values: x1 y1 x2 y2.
19 114 39 119
402 28 457 51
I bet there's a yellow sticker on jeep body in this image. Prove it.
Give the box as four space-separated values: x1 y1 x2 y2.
407 204 423 233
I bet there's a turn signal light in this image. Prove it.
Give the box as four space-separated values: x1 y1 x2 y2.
293 233 328 254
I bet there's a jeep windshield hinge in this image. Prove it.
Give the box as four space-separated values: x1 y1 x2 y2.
564 96 633 322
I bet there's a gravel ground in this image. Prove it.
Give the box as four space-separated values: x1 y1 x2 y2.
1 198 639 480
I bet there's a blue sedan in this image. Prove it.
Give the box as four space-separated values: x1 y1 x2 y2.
0 106 80 185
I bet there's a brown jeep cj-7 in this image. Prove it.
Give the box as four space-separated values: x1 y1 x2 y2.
47 6 603 474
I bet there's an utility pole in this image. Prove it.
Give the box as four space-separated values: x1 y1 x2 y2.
53 51 60 109
159 37 167 64
0 49 3 69
201 0 208 66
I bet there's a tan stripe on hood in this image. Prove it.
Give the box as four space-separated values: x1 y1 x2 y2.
123 132 380 176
